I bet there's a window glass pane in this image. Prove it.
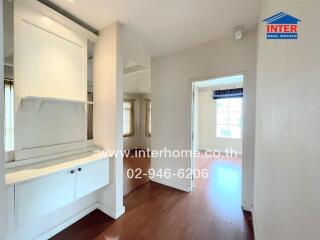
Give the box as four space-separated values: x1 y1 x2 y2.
145 99 151 137
148 104 151 135
216 96 242 139
229 125 241 139
216 112 229 125
216 125 231 138
229 98 242 112
229 112 242 126
5 84 14 151
123 100 134 136
216 99 228 112
123 110 128 135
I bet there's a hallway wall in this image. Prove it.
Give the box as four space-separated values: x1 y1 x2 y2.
151 30 257 210
254 1 320 239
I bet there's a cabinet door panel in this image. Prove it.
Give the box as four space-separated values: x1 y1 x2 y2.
76 158 109 199
16 170 75 226
14 3 87 151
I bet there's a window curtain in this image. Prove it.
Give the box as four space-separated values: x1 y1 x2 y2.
123 99 135 137
145 99 151 137
213 88 243 99
4 80 14 151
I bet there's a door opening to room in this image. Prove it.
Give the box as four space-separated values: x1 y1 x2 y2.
122 60 151 196
191 74 244 213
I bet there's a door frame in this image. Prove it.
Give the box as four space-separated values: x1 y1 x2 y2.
188 72 246 191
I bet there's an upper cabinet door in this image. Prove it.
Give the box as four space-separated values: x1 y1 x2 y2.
14 2 87 101
13 2 89 151
75 158 109 199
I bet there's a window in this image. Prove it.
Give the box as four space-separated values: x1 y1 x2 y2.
216 98 242 139
87 92 93 140
123 99 134 137
4 80 14 151
145 99 151 137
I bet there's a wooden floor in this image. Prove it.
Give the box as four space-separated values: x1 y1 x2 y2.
51 154 254 240
123 149 150 196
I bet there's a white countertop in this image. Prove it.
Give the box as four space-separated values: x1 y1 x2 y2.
5 151 110 186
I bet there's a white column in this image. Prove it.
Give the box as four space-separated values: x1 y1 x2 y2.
93 22 125 219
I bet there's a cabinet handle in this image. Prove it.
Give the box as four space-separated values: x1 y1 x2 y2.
70 170 75 174
78 168 82 172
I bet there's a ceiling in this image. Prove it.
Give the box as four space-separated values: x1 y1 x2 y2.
48 0 262 57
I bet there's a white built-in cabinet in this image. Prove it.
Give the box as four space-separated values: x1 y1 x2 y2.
75 159 109 199
14 2 89 159
16 169 75 226
14 2 87 101
15 158 109 226
5 2 107 239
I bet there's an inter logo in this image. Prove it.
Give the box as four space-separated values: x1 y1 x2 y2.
263 12 301 39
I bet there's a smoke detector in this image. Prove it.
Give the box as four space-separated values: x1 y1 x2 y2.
234 30 243 40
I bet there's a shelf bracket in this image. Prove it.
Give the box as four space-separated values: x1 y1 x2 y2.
22 99 43 113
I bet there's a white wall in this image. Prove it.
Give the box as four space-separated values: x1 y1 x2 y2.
123 27 150 69
124 70 151 93
123 93 151 150
0 0 7 237
152 30 257 209
197 90 242 154
254 1 320 239
123 27 151 94
93 22 125 219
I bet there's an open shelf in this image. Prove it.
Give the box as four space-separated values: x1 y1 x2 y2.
22 96 93 104
21 96 93 112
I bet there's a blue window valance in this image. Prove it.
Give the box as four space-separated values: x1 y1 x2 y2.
213 88 243 99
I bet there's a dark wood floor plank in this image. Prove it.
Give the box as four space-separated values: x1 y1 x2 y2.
123 149 151 196
50 209 114 240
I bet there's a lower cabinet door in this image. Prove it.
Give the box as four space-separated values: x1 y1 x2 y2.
16 170 75 226
75 158 109 199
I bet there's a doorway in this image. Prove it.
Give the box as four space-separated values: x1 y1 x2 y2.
191 74 244 209
122 60 152 196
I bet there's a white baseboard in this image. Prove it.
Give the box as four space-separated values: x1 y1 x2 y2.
151 178 191 192
252 211 258 240
33 201 126 240
98 203 126 220
241 202 253 212
34 202 99 240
